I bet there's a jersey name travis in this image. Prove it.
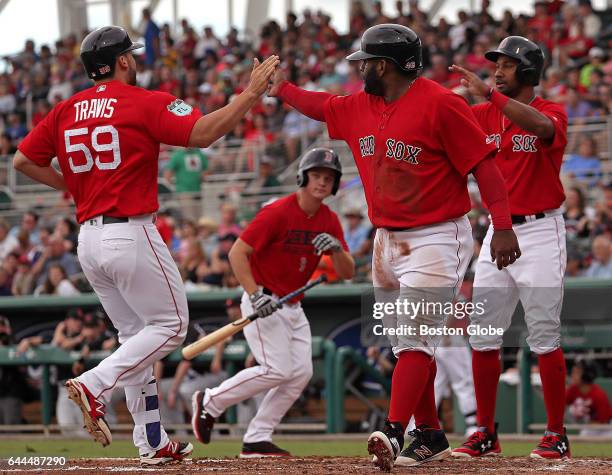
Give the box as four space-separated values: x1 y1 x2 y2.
74 98 117 122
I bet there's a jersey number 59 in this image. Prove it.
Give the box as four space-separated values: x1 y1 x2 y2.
64 125 121 174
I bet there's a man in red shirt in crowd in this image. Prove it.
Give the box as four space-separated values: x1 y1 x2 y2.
13 25 278 465
191 148 354 457
451 36 570 460
269 24 520 470
566 358 612 434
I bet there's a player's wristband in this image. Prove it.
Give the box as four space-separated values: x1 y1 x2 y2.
488 89 509 110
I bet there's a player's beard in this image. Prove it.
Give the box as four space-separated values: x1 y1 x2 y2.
363 67 384 96
127 65 137 86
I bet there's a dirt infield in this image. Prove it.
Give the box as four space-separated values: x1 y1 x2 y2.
4 456 612 474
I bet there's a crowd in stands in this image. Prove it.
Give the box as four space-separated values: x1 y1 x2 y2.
0 1 609 293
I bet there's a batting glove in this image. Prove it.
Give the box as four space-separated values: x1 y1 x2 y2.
249 290 281 318
312 233 342 255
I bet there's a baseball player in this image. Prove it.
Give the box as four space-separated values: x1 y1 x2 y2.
269 24 520 471
449 37 570 460
13 26 278 465
191 148 355 457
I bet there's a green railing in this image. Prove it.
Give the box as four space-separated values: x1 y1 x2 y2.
0 336 337 432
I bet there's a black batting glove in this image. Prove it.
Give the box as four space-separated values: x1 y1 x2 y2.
249 290 281 318
312 233 342 255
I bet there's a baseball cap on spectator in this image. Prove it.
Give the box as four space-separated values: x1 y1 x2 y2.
198 83 213 94
66 308 84 320
198 216 218 232
260 155 275 166
82 312 100 328
0 315 10 328
225 296 241 308
588 47 606 59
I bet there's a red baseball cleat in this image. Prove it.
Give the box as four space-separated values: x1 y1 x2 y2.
140 440 193 465
65 379 112 447
530 429 571 459
452 425 501 458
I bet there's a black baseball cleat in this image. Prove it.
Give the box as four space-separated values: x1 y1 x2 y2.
395 426 451 467
191 390 215 444
452 423 501 458
239 441 291 458
530 428 571 459
367 420 404 472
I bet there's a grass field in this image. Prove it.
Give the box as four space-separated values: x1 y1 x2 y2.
1 438 610 459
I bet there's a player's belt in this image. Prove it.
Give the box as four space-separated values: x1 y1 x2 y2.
511 212 545 225
101 216 129 224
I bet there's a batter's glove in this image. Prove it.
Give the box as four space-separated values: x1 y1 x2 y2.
249 290 281 318
312 233 342 255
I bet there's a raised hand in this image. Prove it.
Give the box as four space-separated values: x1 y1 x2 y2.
449 64 490 98
246 56 280 98
267 67 287 97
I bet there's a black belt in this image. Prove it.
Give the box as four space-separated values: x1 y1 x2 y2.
511 212 545 225
384 227 412 232
84 216 129 225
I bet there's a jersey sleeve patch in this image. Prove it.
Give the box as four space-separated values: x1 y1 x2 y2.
167 99 193 117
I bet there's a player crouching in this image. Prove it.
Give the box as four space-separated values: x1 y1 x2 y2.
192 148 355 457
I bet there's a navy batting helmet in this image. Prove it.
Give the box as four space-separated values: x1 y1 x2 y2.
80 26 143 80
346 24 423 73
297 148 342 195
485 36 545 86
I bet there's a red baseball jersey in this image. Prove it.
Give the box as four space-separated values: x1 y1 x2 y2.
471 97 567 215
323 77 496 229
18 80 202 223
566 384 612 423
240 193 348 301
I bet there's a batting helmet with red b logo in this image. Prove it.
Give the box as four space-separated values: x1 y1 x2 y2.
297 148 342 195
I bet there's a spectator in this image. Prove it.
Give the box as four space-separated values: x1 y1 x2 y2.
580 47 606 89
0 132 17 155
343 208 370 255
576 0 601 39
5 113 27 142
54 217 78 254
142 8 161 67
35 263 81 296
0 267 12 296
164 147 209 219
564 87 593 120
563 187 592 240
282 104 321 164
10 256 34 296
0 218 18 259
244 155 281 194
583 235 612 278
179 237 209 284
592 183 612 236
218 203 242 236
197 216 219 258
9 210 40 246
0 316 29 424
31 234 81 287
566 358 612 436
0 83 16 115
562 136 602 185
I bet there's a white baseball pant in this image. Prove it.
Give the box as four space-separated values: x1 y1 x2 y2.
202 292 313 443
75 214 189 454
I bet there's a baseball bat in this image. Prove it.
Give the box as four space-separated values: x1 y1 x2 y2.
181 275 327 360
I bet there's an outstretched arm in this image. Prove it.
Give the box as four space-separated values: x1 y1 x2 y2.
268 70 331 122
188 56 280 147
449 64 554 139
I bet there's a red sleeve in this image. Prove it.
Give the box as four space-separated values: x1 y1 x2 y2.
324 94 358 140
240 204 285 252
435 93 497 176
17 107 57 166
472 158 512 230
278 81 329 122
539 101 568 151
145 92 202 146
